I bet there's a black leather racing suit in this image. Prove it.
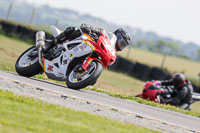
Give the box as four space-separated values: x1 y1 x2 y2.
42 24 102 53
160 80 193 110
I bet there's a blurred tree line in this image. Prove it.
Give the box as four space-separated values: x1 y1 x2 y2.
134 39 192 60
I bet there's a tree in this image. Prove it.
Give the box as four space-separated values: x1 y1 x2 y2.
168 42 179 55
155 40 167 50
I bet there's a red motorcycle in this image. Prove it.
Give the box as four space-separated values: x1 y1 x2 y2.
137 81 200 107
136 81 174 102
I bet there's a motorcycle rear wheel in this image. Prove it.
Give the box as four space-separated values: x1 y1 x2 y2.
66 61 104 89
15 46 43 77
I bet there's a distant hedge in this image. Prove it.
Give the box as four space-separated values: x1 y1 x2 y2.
0 19 199 93
109 56 200 93
0 19 52 43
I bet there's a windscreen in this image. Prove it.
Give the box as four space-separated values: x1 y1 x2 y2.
104 31 117 49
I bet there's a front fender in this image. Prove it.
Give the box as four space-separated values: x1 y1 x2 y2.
91 58 107 69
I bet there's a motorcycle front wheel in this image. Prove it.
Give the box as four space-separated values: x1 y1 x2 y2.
15 46 43 77
66 61 104 89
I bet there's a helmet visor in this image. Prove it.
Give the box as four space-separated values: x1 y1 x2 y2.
117 35 128 51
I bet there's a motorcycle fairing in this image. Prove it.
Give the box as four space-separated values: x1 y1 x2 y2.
43 34 94 81
140 81 165 101
93 30 117 68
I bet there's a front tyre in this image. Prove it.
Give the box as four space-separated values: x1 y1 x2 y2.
15 46 43 77
66 61 104 89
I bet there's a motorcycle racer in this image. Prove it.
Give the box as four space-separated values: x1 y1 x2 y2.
41 23 130 73
158 73 193 110
42 23 131 53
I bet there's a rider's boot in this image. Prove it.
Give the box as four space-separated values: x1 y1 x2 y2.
42 27 79 53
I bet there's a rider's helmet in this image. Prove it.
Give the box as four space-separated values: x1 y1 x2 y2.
173 73 186 88
114 28 130 51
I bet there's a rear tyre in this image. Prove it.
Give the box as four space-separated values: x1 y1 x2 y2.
15 46 43 77
66 61 104 89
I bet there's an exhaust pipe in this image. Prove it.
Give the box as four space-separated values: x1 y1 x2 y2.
36 31 45 68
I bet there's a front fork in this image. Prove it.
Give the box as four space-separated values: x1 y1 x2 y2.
82 57 93 70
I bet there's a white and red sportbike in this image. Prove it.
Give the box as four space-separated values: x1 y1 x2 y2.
15 26 117 89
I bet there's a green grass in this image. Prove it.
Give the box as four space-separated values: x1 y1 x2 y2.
118 47 200 82
0 33 200 117
0 34 30 72
94 70 144 95
0 90 157 133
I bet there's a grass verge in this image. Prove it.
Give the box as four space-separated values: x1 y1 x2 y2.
0 90 157 133
87 88 200 117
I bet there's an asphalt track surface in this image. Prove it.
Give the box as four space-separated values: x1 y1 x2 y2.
0 70 200 132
